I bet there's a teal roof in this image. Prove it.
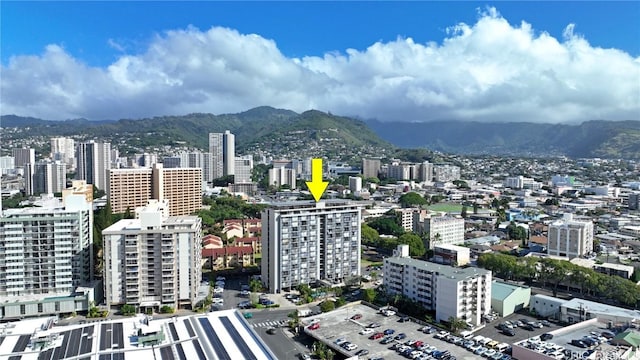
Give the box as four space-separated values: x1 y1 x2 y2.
492 281 527 301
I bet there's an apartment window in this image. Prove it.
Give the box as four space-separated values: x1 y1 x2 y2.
20 304 26 315
55 302 60 312
38 303 43 313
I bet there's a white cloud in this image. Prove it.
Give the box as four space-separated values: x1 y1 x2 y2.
2 8 639 122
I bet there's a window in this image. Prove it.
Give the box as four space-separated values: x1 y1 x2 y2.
38 303 43 313
20 304 25 315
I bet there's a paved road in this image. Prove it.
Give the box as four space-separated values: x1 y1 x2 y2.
245 309 313 360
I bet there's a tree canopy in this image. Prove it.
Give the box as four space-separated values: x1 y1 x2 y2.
399 192 427 207
398 233 426 257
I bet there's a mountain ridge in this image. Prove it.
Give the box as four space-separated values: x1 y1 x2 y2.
2 109 639 159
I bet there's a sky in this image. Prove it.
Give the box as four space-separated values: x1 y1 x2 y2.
1 1 639 123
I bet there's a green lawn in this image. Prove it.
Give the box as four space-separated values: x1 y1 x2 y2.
428 203 463 213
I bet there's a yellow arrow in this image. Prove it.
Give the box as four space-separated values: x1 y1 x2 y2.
306 158 328 202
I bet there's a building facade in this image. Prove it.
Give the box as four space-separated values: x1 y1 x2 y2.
268 167 297 190
362 158 381 179
234 155 254 184
417 215 465 249
26 160 67 196
0 195 94 319
433 243 471 266
261 200 362 293
547 213 594 258
384 249 492 326
50 137 76 170
102 200 202 310
108 163 202 216
209 131 235 179
76 141 111 192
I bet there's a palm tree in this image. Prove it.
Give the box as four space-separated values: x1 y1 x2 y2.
447 316 467 334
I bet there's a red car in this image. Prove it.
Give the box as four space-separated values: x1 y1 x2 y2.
369 332 384 340
308 323 320 330
413 340 424 348
351 314 363 320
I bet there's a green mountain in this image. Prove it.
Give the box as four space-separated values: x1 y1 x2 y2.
365 119 640 159
1 107 392 162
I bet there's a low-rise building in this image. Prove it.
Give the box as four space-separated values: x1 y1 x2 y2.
384 245 492 326
491 281 531 317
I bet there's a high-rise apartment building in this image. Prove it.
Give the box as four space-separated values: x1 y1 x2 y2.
268 167 297 189
416 215 465 249
261 200 362 293
12 147 35 169
103 200 202 310
547 213 594 259
384 245 492 326
0 194 94 319
0 156 15 176
433 164 461 182
27 160 67 196
209 131 235 179
76 141 111 191
108 163 202 216
50 137 75 170
234 155 254 184
62 180 94 205
362 158 381 179
12 147 35 177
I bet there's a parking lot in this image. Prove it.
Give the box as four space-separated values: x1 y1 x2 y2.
475 311 560 346
301 303 499 360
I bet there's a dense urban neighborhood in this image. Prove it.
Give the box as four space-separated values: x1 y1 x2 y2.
2 120 640 360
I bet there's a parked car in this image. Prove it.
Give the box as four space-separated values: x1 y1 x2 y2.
541 333 554 341
541 320 552 327
571 339 587 348
383 328 395 335
399 315 410 322
335 337 347 345
503 328 516 336
308 323 320 330
360 328 374 335
367 322 381 328
351 313 363 320
380 336 395 344
369 332 384 340
395 333 407 340
355 349 369 356
344 343 358 351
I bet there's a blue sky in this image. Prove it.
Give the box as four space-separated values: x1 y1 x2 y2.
1 2 639 122
3 1 639 66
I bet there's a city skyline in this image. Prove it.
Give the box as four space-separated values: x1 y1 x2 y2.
1 2 638 123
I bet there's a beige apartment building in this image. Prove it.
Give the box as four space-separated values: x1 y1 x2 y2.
108 163 202 216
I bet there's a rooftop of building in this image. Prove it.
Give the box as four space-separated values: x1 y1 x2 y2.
433 243 469 251
385 256 491 279
0 310 275 360
491 281 530 301
563 298 640 320
266 199 361 210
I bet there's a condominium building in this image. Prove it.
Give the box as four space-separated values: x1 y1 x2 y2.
0 156 15 175
268 167 297 189
261 200 362 293
107 163 202 216
433 164 461 182
362 158 381 179
384 246 492 326
102 200 202 310
0 194 95 319
12 147 35 169
547 213 594 258
234 155 254 184
25 160 67 196
209 131 235 179
177 151 214 182
348 176 362 193
416 215 465 249
50 137 75 170
76 141 111 191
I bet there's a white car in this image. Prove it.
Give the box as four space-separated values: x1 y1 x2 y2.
212 298 224 304
213 287 224 293
383 310 396 317
360 328 374 335
344 343 358 351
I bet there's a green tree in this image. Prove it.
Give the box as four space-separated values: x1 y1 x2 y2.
320 300 335 312
447 316 467 333
398 233 426 257
461 205 468 219
399 192 427 207
363 288 376 303
121 304 136 316
160 305 174 314
361 223 380 246
249 279 263 292
367 216 404 237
